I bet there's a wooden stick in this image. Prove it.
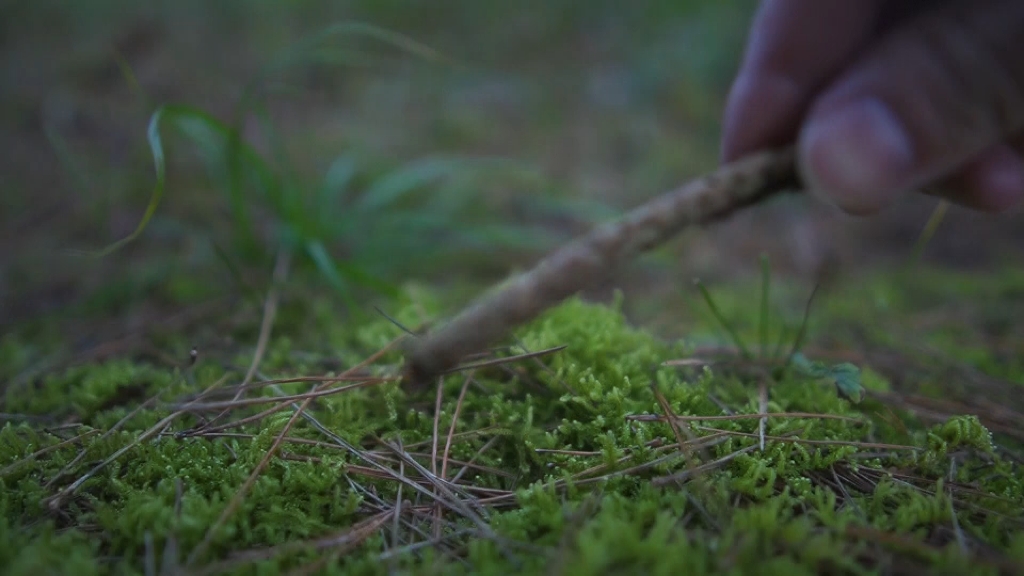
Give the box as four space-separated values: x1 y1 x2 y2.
403 146 802 387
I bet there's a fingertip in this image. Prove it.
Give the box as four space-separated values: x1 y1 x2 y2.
943 145 1024 212
798 97 917 215
720 71 805 163
721 0 885 163
794 0 1024 215
719 74 756 163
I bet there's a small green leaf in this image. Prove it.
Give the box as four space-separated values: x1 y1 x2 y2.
828 363 864 404
353 157 465 215
81 106 169 258
305 240 399 300
789 353 864 403
321 155 359 205
789 352 823 377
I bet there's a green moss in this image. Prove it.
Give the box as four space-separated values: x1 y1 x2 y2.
0 517 101 576
4 360 181 424
2 273 1022 575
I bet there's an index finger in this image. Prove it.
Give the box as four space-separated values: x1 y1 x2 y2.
720 0 886 162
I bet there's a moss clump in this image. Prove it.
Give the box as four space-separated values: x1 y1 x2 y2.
1 276 1022 575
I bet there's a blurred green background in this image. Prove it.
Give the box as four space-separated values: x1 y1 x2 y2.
2 0 1022 340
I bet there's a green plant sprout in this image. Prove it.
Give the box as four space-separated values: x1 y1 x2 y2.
789 353 864 404
691 253 866 404
69 21 577 313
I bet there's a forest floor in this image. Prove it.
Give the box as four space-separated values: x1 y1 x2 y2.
2 2 1023 574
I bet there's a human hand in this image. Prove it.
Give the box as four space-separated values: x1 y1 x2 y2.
720 0 1024 215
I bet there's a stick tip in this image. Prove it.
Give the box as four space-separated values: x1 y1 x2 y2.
400 358 433 390
399 339 453 391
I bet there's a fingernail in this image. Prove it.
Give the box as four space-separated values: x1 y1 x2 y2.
800 98 915 215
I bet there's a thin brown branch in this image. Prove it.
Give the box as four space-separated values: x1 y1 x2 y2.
450 435 502 484
431 377 444 541
44 373 233 510
46 411 182 511
0 428 100 478
399 425 502 451
648 377 714 495
375 440 494 526
201 509 395 575
568 433 732 485
403 146 800 386
173 377 391 412
436 345 568 376
442 373 473 480
183 373 383 399
652 444 760 487
206 249 292 428
182 375 395 436
693 425 922 451
757 380 769 452
625 411 863 424
392 460 405 555
44 397 157 489
245 249 290 392
184 337 405 568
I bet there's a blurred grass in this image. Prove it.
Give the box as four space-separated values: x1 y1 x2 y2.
1 0 757 334
9 0 1017 361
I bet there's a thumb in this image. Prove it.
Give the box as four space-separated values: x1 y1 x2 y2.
797 0 1024 215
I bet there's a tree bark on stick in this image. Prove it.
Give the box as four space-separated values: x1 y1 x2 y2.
403 146 803 387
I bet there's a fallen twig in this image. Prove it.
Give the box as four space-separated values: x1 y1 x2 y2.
403 146 800 387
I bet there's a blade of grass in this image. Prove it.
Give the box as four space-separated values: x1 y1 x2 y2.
220 20 454 249
909 200 950 267
246 101 322 244
44 123 94 205
208 238 264 306
757 379 769 452
769 320 792 363
758 254 771 359
111 48 149 106
694 279 751 360
354 157 482 215
81 106 168 257
305 240 398 306
317 153 360 232
82 104 285 259
783 281 821 366
258 21 452 82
